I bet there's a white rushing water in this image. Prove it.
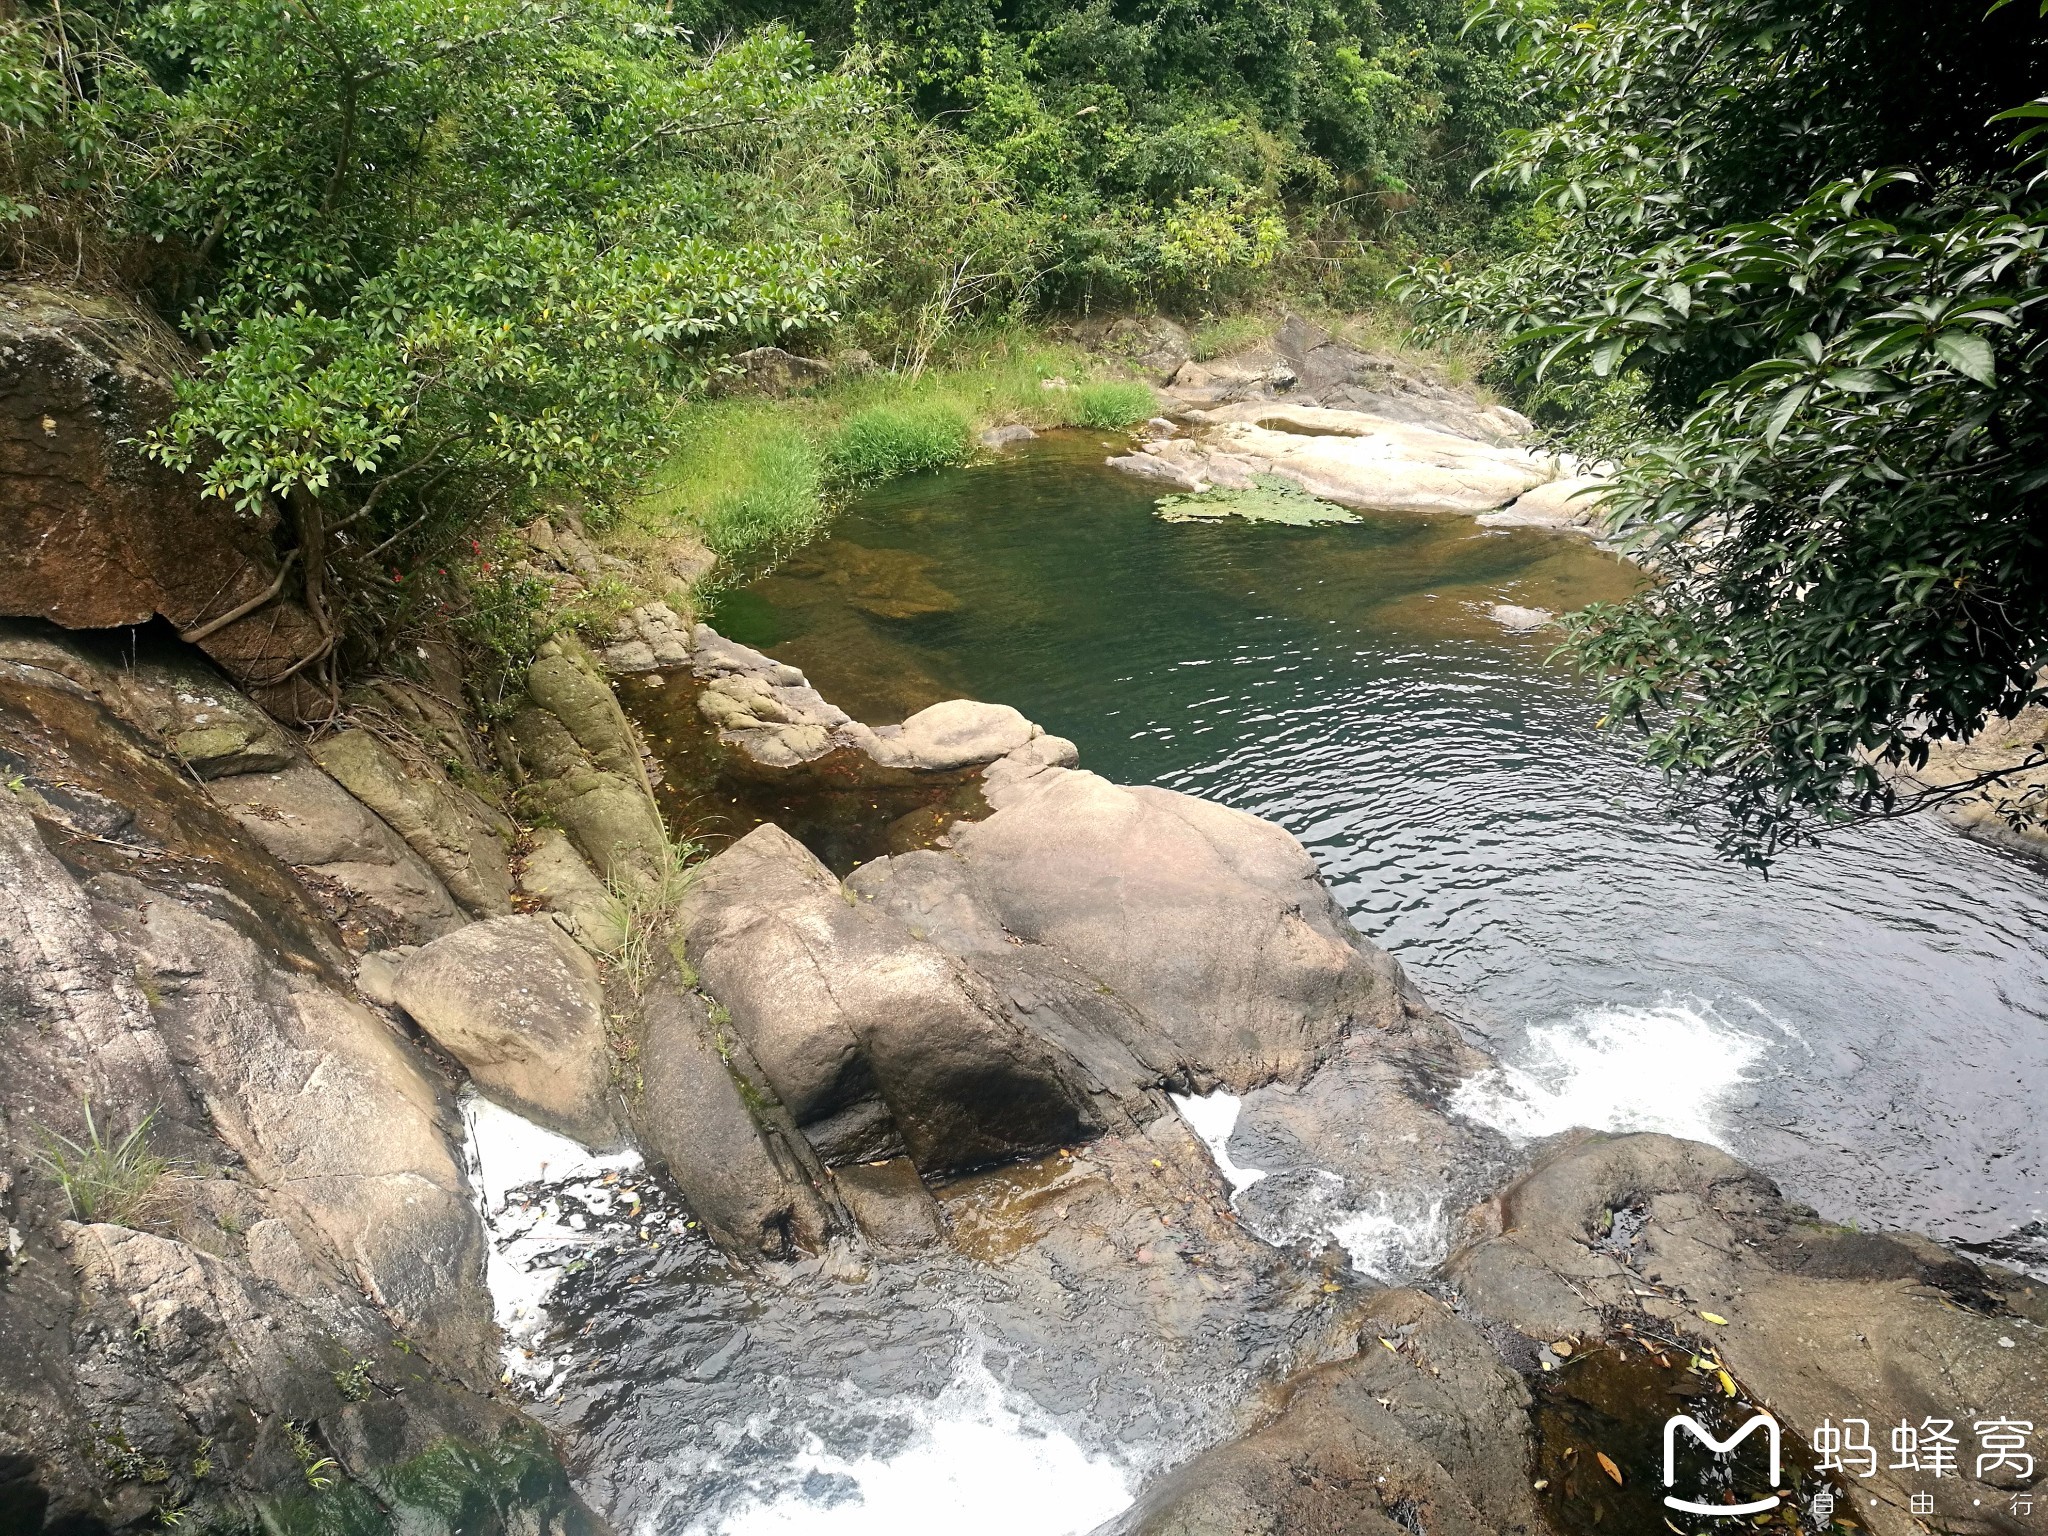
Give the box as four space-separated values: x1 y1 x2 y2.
1167 1089 1267 1193
1449 998 1769 1150
461 1091 647 1388
1170 1090 1448 1279
693 1334 1133 1536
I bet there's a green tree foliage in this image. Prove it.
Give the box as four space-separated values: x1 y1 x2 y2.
789 0 1516 311
1402 0 2048 862
2 2 873 681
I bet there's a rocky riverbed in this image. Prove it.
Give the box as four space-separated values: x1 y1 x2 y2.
2 289 2043 1535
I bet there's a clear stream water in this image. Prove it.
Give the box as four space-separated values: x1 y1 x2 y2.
708 431 2048 1262
503 431 2046 1534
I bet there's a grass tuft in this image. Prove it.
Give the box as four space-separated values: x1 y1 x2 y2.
604 834 704 996
1188 313 1269 361
35 1099 174 1225
828 401 973 485
1068 379 1157 429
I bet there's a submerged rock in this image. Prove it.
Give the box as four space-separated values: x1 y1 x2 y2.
1487 603 1554 633
1095 1288 1549 1536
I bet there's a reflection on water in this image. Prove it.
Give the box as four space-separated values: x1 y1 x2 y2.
711 432 2048 1262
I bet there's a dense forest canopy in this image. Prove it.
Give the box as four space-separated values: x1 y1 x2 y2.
0 0 1506 683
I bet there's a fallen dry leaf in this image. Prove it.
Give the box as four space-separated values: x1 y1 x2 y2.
1596 1451 1624 1485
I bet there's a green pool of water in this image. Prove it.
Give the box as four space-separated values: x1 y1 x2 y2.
700 430 2048 1264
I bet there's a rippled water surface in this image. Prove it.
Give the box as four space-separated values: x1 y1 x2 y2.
710 432 2048 1260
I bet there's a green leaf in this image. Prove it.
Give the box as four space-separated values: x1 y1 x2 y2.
1761 384 1811 446
1930 331 1996 385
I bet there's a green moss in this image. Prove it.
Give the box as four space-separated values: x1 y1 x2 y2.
1155 476 1360 526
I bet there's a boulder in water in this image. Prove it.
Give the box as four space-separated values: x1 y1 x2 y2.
392 914 619 1146
631 967 840 1259
675 823 1115 1173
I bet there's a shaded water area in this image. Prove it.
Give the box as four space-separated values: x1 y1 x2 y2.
543 431 2048 1534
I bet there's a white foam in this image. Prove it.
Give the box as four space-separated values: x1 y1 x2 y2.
461 1092 643 1386
1329 1196 1448 1280
1172 1095 1445 1280
697 1335 1133 1536
1449 999 1767 1150
1169 1089 1268 1193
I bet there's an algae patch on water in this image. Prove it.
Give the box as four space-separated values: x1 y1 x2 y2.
1155 476 1359 527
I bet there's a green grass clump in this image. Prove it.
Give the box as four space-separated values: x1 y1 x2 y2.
1068 379 1157 429
35 1100 174 1225
635 402 825 573
1189 313 1269 361
828 401 973 485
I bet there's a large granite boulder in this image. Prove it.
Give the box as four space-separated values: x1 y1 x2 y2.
1116 405 1554 516
90 880 495 1373
0 287 329 721
861 763 1403 1088
393 914 618 1146
1478 474 1613 535
677 825 1119 1172
675 749 1405 1173
44 1220 597 1534
1895 694 2048 865
1159 314 1530 446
